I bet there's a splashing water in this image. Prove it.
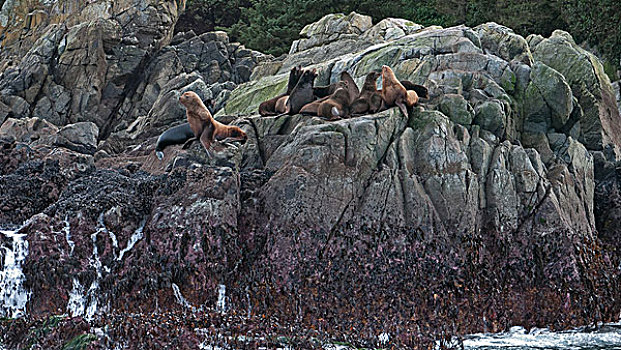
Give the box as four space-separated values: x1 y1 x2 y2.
62 216 75 256
461 324 621 350
117 219 146 261
0 230 30 318
67 278 86 317
216 284 226 313
65 216 107 320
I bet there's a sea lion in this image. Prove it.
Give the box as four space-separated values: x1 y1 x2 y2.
155 123 195 160
259 66 302 116
154 98 216 160
400 80 429 99
313 71 359 104
286 68 318 114
274 95 289 114
179 91 247 153
317 86 351 121
381 65 419 117
299 82 346 115
350 71 383 115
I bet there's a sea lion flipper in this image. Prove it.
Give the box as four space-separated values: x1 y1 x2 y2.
200 129 213 151
396 101 409 118
182 137 197 149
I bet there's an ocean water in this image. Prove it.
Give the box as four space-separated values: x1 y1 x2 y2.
461 324 621 350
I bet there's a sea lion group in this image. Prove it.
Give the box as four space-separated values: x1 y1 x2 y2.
259 65 428 120
155 65 427 158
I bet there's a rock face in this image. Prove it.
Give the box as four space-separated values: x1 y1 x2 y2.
0 0 267 142
1 10 621 350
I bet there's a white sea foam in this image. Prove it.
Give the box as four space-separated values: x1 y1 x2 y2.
462 324 621 349
117 219 146 261
216 284 226 313
0 230 30 318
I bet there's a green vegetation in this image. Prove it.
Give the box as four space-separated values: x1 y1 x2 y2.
179 0 621 72
62 334 98 350
25 315 64 349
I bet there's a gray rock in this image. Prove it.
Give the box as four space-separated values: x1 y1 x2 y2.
290 12 373 54
0 117 59 144
474 22 533 65
473 100 506 138
55 122 99 154
531 30 621 157
439 94 474 125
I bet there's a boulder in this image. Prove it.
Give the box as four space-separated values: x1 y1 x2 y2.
530 30 621 159
55 122 100 155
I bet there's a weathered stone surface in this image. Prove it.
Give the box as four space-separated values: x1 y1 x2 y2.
0 0 184 139
0 117 58 144
439 93 474 125
473 100 506 138
55 122 99 155
530 30 621 159
361 18 424 42
475 22 533 65
290 12 373 54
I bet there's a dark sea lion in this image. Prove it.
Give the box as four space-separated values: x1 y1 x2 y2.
259 66 302 116
350 71 382 115
286 68 317 114
400 80 429 99
155 123 195 160
154 98 216 160
179 91 247 152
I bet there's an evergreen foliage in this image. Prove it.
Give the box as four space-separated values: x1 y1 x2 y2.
178 0 621 72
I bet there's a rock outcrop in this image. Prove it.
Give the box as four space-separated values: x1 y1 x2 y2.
1 9 621 350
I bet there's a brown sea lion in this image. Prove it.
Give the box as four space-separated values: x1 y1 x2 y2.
381 65 418 117
154 99 217 160
258 66 302 116
313 71 359 104
299 81 346 115
286 68 318 114
274 95 289 114
179 91 247 152
350 71 382 116
317 86 351 121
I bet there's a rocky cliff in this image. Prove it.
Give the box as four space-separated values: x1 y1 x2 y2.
1 3 621 349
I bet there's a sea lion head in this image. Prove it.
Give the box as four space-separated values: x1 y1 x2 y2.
381 65 397 83
366 70 381 82
179 91 208 111
231 127 248 144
